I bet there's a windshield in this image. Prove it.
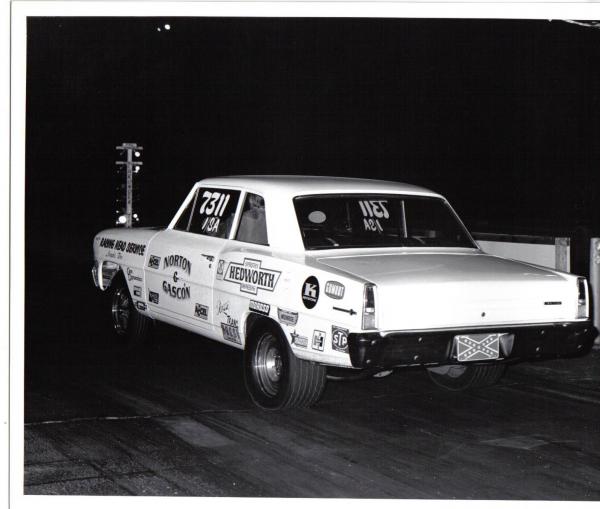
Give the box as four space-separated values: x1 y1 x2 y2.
294 194 476 250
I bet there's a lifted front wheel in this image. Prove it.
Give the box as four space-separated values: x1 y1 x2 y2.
108 278 152 350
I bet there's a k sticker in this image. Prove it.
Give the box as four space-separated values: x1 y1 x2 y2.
332 326 349 353
302 276 319 309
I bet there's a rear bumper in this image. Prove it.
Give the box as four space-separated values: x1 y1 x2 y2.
348 321 597 369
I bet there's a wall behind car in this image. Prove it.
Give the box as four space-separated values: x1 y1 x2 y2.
25 17 600 276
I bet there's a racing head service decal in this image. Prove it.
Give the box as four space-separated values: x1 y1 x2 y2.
161 254 192 300
302 276 319 309
224 258 281 295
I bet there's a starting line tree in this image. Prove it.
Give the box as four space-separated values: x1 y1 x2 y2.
115 143 143 227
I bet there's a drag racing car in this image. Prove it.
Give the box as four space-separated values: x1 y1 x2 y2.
91 176 596 409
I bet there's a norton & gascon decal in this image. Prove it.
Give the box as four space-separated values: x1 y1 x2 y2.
161 254 192 300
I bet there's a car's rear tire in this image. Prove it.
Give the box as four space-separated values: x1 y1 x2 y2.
244 323 326 410
109 278 151 350
426 363 506 391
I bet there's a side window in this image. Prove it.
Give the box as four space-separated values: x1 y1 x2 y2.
173 188 198 231
174 187 241 238
235 193 268 246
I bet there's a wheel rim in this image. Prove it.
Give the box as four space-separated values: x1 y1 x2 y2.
111 287 130 336
251 332 283 398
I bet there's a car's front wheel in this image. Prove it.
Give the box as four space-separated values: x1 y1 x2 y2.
244 324 326 410
109 278 152 350
426 363 506 391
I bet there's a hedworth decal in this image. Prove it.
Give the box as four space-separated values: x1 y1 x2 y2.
224 258 281 295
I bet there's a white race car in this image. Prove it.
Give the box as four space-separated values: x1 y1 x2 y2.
92 176 596 409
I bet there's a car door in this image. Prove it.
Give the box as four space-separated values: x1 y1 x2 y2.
144 186 242 332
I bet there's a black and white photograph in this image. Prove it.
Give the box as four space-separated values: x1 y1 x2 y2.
8 0 600 504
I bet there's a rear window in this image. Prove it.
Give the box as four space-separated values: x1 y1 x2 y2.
293 194 475 250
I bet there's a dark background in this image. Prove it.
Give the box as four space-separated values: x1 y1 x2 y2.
23 20 600 496
26 17 600 275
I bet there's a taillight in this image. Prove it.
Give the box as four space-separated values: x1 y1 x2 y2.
577 277 588 319
362 283 376 330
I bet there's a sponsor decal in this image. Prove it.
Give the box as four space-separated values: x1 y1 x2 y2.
159 255 192 300
278 308 298 326
291 330 308 348
217 300 231 317
163 254 192 275
149 291 159 304
126 267 143 282
302 276 319 309
162 280 190 299
249 300 270 316
133 285 142 297
332 326 349 353
224 258 281 295
333 306 357 316
544 301 562 306
99 237 146 256
136 301 147 311
216 259 226 280
194 303 209 320
148 255 161 269
221 322 241 344
312 330 325 351
325 281 345 300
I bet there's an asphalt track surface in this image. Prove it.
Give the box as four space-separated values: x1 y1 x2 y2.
24 257 600 499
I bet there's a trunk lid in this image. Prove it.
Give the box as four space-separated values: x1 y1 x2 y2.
316 251 577 330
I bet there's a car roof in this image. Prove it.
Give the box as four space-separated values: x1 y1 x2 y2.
196 175 440 198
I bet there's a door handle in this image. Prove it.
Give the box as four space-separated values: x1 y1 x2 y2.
201 254 214 262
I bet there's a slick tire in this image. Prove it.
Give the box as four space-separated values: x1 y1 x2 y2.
426 364 506 391
244 323 326 410
108 276 152 350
